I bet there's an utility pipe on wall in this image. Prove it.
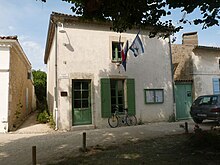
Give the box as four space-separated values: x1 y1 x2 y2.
168 35 176 119
55 22 58 130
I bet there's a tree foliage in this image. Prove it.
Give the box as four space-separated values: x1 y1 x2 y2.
39 0 220 35
32 70 47 110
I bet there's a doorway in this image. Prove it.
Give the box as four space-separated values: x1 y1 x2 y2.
72 80 92 125
175 83 192 120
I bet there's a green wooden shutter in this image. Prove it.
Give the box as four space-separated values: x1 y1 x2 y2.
101 79 111 118
127 79 136 115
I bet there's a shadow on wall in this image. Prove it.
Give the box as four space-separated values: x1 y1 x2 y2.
47 92 54 115
141 34 174 122
63 32 74 52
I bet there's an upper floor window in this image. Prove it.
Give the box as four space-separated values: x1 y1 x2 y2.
213 78 220 94
112 41 123 62
27 71 33 80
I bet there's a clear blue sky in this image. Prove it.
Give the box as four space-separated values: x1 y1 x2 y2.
0 0 219 71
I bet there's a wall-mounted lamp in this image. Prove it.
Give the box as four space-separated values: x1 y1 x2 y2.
59 22 66 33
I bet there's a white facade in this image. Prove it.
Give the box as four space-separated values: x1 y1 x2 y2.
45 13 174 130
192 47 220 98
0 46 10 132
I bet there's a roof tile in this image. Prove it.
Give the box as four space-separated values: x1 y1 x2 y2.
0 36 18 40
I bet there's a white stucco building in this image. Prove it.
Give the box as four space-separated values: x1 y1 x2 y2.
0 36 36 133
172 32 220 120
192 46 220 98
44 12 174 130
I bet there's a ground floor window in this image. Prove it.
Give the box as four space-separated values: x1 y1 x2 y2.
144 89 164 104
110 79 124 113
101 78 135 117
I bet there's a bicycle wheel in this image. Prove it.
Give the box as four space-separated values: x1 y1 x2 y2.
126 115 137 126
108 115 119 128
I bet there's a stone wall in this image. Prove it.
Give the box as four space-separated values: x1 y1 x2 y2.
8 45 34 131
171 44 194 81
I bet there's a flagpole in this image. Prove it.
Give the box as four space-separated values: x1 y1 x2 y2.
137 28 141 35
118 34 121 73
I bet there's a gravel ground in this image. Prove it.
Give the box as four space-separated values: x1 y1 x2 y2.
0 112 214 165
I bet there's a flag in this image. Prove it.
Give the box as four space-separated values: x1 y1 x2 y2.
121 40 128 71
129 34 144 57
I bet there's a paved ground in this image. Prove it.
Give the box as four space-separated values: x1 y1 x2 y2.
13 111 54 134
0 111 215 165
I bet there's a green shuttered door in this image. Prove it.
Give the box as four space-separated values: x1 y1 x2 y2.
127 79 136 115
101 79 111 118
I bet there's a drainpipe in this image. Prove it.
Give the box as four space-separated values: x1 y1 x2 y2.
168 35 176 118
55 22 58 130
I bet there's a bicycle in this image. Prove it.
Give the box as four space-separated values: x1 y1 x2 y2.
108 105 137 128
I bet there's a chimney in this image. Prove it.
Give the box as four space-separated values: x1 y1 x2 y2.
182 32 198 45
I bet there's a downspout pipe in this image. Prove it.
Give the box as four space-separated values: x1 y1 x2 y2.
55 22 58 130
168 35 176 120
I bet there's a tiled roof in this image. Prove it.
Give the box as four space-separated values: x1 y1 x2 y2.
50 12 106 24
52 12 75 17
0 36 18 40
175 79 193 83
0 35 31 66
194 45 220 50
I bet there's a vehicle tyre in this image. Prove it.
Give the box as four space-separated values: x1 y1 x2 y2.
126 115 137 126
193 118 203 124
108 115 119 128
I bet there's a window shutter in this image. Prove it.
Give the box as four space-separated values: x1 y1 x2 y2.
27 72 31 79
127 79 136 115
101 79 111 118
213 78 220 94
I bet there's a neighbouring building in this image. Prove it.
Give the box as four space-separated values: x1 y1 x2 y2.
44 12 175 131
172 32 220 120
0 36 36 133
